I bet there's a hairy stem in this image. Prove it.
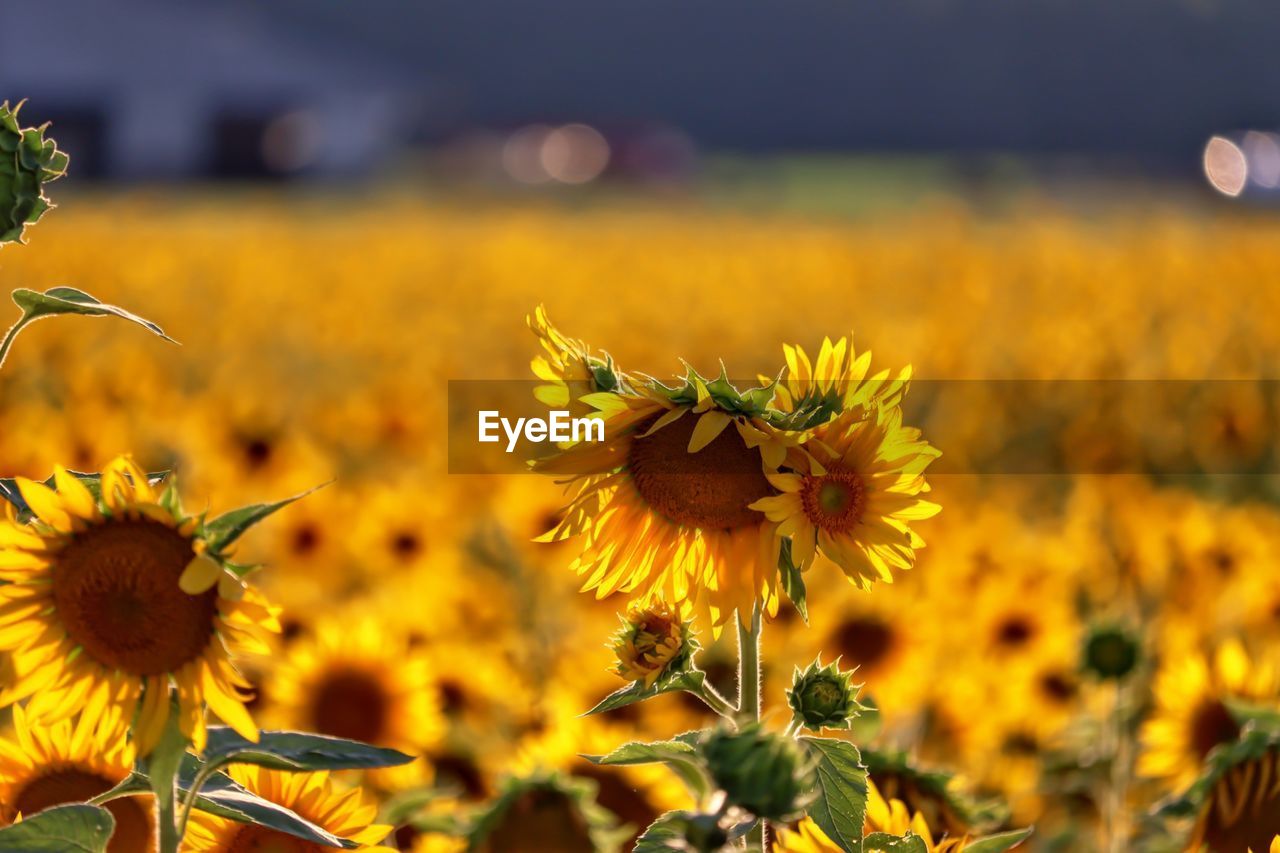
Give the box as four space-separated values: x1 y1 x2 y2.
738 601 765 850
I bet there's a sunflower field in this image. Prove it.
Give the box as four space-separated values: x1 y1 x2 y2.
4 104 1280 852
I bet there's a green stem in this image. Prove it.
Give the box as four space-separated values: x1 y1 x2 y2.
0 317 26 373
737 602 765 851
695 681 737 719
145 705 190 853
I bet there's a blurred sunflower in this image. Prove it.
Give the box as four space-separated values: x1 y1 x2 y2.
1186 746 1280 853
752 406 939 589
1139 638 1277 790
0 457 278 754
266 618 443 790
185 766 393 851
0 707 152 853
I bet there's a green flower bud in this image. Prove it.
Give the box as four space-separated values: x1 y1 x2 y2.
1 101 69 246
1083 624 1140 680
787 656 866 731
701 724 817 822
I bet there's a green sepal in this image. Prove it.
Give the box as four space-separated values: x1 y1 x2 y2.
779 540 809 624
202 483 329 557
800 736 868 853
0 804 115 852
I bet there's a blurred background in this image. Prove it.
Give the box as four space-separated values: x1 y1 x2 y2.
4 3 1280 851
5 0 1280 203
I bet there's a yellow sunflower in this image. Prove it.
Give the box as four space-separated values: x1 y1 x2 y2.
751 406 939 589
534 376 789 628
0 707 152 853
770 332 913 419
1139 638 1278 791
265 617 443 790
0 456 279 755
185 765 393 851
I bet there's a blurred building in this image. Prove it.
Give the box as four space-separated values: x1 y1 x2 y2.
0 0 419 179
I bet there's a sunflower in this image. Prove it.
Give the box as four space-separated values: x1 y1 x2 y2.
265 617 443 790
533 371 789 627
770 333 913 421
1139 638 1278 791
0 707 152 853
185 765 393 851
1186 746 1280 853
0 457 279 755
751 406 939 589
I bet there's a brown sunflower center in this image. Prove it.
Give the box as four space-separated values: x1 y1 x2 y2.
833 616 896 673
627 412 773 530
800 469 867 533
12 769 152 853
225 824 327 852
310 668 390 744
52 519 216 676
1190 698 1242 760
995 615 1036 649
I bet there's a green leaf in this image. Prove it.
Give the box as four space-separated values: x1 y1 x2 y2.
585 669 705 716
203 484 328 558
11 287 173 339
1 287 174 372
584 739 711 803
863 832 928 853
779 540 809 624
963 828 1034 853
100 759 363 849
0 804 115 852
801 737 868 853
203 726 414 773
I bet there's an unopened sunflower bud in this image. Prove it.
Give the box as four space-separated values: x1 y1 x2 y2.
1 101 69 245
1083 624 1140 680
612 601 696 688
787 656 866 731
701 724 817 822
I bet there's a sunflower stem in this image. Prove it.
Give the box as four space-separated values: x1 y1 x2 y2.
694 681 738 719
144 702 190 853
0 315 28 373
737 601 765 850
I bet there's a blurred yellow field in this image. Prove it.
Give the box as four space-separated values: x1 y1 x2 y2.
4 189 1280 851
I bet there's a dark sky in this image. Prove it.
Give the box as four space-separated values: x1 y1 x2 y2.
271 0 1280 157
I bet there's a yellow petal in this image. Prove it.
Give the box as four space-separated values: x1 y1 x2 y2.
688 410 732 453
15 479 72 530
179 554 223 595
52 466 100 522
